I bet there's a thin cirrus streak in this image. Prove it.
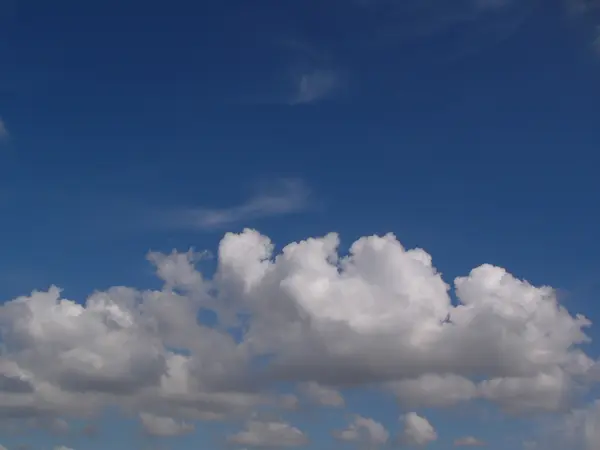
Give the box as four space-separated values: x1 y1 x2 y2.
160 179 312 231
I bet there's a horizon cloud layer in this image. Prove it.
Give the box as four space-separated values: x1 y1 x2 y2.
0 229 598 447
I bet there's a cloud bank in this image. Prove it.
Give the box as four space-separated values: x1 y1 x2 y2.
0 229 598 447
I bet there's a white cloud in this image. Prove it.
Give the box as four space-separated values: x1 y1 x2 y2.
54 446 74 450
139 412 194 437
454 436 486 446
228 420 309 447
478 369 573 413
0 228 597 442
299 382 344 407
564 400 600 450
216 231 592 398
390 362 591 413
400 413 437 447
291 70 338 104
389 374 478 408
332 415 389 446
163 179 310 230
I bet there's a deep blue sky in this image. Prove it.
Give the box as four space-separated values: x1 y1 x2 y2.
0 1 599 449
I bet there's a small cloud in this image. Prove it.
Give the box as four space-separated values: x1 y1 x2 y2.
0 117 9 140
455 436 486 446
291 70 339 104
228 420 309 447
400 413 438 447
162 178 311 231
299 382 345 407
332 415 389 447
139 412 194 437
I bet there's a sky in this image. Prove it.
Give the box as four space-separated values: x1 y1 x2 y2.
0 0 600 449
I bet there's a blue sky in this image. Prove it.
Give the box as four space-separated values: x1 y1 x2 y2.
1 1 600 450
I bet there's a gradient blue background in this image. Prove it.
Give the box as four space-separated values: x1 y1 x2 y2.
0 0 599 448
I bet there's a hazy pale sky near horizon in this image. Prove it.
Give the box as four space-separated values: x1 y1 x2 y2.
1 1 600 449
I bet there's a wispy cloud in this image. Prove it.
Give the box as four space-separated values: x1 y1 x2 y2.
162 179 311 231
0 117 9 140
291 70 339 105
344 0 537 64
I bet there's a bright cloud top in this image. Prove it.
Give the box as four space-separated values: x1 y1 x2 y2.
401 412 437 447
0 229 597 446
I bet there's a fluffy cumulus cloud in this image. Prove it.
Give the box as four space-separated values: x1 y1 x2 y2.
332 415 389 447
400 413 437 447
228 420 309 447
0 229 598 446
139 412 194 437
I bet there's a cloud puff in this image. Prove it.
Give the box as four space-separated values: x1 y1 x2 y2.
332 415 389 446
299 382 345 407
0 228 597 443
162 179 310 230
388 374 478 408
400 413 437 447
139 412 194 437
228 420 309 447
